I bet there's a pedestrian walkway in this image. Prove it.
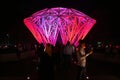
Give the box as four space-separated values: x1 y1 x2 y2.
0 51 120 80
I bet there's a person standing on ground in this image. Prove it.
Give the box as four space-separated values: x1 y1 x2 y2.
39 43 54 80
76 40 93 80
63 41 75 70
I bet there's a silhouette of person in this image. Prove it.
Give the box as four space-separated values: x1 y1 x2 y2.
39 43 54 80
16 43 23 60
63 41 75 70
36 43 45 70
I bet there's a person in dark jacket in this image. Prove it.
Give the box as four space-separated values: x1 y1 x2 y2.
39 43 54 80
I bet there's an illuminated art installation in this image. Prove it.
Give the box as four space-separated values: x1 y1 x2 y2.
24 7 96 46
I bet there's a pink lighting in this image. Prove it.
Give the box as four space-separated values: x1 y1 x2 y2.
24 7 96 46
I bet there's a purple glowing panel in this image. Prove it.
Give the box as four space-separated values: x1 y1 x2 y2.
24 7 96 46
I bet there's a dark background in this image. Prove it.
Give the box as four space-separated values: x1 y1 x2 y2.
0 0 117 44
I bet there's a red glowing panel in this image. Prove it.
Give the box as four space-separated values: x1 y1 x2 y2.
24 7 96 46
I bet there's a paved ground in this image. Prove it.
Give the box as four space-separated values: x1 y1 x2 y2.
0 50 120 80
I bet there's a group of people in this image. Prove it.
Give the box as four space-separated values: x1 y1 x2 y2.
36 40 93 80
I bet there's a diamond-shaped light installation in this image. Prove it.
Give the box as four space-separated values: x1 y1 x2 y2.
24 7 96 46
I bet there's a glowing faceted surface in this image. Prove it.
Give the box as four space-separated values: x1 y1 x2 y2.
24 7 96 46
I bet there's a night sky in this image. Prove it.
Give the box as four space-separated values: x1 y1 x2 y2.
0 0 117 44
